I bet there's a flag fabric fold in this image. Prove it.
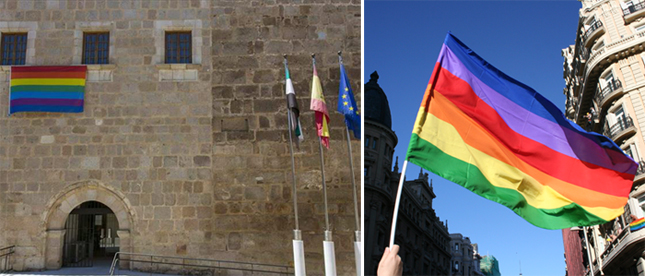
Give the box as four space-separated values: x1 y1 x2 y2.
285 62 304 147
406 32 638 229
9 66 87 115
337 61 361 139
311 61 330 148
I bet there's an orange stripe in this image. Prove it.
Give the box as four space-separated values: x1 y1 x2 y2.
11 71 86 79
429 91 627 209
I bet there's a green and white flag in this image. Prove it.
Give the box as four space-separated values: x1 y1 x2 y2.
285 62 305 147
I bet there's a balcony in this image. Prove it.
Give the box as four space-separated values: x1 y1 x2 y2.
623 2 645 24
604 116 636 142
587 205 645 276
595 79 623 109
583 21 605 47
633 160 645 185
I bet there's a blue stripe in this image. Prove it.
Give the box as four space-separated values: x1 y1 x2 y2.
9 105 83 115
442 32 626 155
10 91 84 100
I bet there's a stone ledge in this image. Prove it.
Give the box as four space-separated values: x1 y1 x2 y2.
155 64 202 70
86 64 117 71
86 64 116 82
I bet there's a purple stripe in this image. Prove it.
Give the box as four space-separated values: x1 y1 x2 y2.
440 45 624 171
11 98 84 106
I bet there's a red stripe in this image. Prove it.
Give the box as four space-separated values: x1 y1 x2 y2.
11 98 84 106
11 66 87 73
434 67 634 197
11 71 86 79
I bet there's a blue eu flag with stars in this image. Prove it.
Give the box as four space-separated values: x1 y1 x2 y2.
338 62 361 139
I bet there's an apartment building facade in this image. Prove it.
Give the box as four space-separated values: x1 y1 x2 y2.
562 0 645 274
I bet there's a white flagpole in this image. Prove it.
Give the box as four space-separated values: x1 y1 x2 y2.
338 52 361 276
284 55 306 276
389 160 409 248
313 54 336 276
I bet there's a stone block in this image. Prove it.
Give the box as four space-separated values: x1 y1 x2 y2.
220 117 248 131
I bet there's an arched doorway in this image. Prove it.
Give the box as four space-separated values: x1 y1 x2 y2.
43 181 134 270
62 201 120 267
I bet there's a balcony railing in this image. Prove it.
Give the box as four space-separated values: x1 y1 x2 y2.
583 21 604 43
634 160 645 183
595 79 622 106
0 246 14 272
604 116 634 139
624 2 645 16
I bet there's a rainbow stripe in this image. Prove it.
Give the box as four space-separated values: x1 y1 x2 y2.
9 66 87 115
630 217 645 231
406 33 637 229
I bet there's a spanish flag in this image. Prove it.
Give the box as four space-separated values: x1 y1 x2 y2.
310 61 330 148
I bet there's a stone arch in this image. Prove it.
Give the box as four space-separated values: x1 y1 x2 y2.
42 180 135 269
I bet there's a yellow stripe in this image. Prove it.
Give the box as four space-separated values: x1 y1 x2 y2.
11 78 86 86
321 115 330 137
415 108 623 221
311 75 325 102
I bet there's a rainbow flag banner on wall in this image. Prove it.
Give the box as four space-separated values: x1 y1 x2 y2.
9 66 87 115
630 217 645 231
406 33 638 229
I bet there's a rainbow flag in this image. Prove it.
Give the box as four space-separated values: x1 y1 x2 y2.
310 61 330 148
9 66 87 115
630 217 645 231
406 33 638 229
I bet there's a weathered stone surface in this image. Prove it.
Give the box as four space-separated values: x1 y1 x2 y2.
0 1 360 275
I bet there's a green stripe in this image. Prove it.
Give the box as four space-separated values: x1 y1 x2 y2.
406 133 609 229
11 85 85 93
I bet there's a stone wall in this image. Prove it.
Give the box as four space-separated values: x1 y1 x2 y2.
0 0 213 271
0 0 361 275
210 1 361 274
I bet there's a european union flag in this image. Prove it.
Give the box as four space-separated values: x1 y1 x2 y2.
338 62 361 139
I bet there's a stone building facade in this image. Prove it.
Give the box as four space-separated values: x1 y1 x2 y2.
448 234 483 276
562 0 645 274
364 72 452 276
0 0 361 275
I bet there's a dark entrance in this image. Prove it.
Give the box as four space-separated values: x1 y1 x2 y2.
62 201 120 267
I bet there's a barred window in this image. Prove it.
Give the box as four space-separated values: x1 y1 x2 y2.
82 32 109 64
1 33 27 65
165 31 191 64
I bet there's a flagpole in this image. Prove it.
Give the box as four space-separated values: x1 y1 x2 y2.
284 55 306 276
338 52 361 233
583 226 595 276
313 53 336 276
389 160 409 248
338 51 361 276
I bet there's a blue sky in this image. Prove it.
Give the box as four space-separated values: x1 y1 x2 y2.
364 1 581 275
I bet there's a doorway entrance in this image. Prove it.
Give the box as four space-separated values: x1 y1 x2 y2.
62 201 120 267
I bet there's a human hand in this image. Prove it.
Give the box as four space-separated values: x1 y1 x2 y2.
377 244 403 276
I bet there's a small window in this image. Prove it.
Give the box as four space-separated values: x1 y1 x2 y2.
365 136 370 148
165 31 192 64
638 195 645 216
1 33 27 65
372 138 378 149
83 32 109 64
